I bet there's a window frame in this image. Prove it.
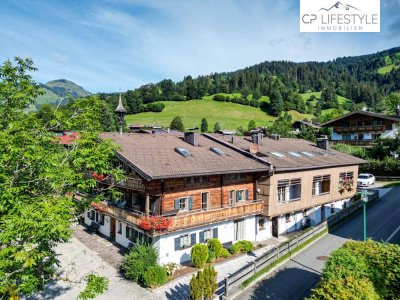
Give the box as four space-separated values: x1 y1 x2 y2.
179 234 191 249
179 197 188 211
312 175 331 196
201 192 209 211
117 222 122 234
277 178 301 203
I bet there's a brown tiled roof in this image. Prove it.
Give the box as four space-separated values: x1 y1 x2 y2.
99 133 270 180
321 110 400 126
206 134 366 172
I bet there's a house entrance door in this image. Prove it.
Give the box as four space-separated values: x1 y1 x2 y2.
272 216 279 237
110 217 116 240
234 219 245 241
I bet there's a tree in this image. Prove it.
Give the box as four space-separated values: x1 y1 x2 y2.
269 89 283 116
170 116 184 131
213 122 221 132
384 93 400 114
201 118 208 132
269 112 293 137
248 120 257 131
189 266 218 300
0 58 123 297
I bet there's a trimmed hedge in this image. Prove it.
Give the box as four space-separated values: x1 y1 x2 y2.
229 240 253 254
308 240 400 299
191 244 209 268
361 157 400 176
142 265 168 288
207 238 223 257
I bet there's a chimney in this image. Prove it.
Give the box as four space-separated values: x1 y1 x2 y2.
316 135 329 150
184 132 199 146
251 133 263 145
396 105 400 117
271 134 280 141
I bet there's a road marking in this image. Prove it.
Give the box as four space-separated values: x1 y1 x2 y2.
385 224 400 242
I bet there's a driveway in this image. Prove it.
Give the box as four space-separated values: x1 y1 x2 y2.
26 227 159 300
236 187 400 300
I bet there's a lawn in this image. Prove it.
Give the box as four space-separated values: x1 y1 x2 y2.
126 96 312 130
378 64 397 74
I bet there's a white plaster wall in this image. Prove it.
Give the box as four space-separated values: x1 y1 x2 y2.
255 216 271 242
307 206 321 226
98 215 111 237
157 221 233 264
115 221 131 248
243 216 257 242
278 211 304 235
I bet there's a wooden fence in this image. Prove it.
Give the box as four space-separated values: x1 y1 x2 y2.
216 190 379 299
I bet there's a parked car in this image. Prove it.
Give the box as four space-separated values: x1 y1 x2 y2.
357 173 375 187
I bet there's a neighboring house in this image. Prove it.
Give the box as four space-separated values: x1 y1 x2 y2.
321 110 400 146
55 131 79 146
208 133 365 237
83 131 365 264
292 120 321 134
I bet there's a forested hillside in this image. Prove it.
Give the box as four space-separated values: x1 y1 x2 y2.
99 47 400 120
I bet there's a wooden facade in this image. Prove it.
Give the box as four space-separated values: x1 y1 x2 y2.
258 165 359 217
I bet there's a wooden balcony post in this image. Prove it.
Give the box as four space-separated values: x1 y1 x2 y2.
145 194 150 216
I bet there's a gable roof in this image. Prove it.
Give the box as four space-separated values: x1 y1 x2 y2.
321 110 400 126
292 120 321 129
99 133 270 180
206 134 366 172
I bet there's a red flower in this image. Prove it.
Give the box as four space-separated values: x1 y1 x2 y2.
92 172 105 181
91 201 107 212
139 216 172 231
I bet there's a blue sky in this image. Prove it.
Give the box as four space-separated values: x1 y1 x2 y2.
0 0 399 92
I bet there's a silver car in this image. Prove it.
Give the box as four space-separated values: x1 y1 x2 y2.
357 173 375 187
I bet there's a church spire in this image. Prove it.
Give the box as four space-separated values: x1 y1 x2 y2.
114 93 127 135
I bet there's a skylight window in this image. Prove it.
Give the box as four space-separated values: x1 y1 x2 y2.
270 152 285 158
300 151 314 157
287 151 302 157
175 147 192 157
210 147 225 156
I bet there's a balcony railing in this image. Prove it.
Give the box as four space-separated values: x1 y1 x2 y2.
168 200 263 231
103 177 146 191
334 125 389 133
98 199 264 233
103 203 143 226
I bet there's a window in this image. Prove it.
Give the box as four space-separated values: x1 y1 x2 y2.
99 213 105 225
371 133 381 140
277 179 301 203
300 151 314 157
186 176 209 185
210 147 225 156
339 172 354 189
236 190 245 202
224 173 246 181
175 147 191 157
285 213 291 222
204 229 212 241
179 198 188 210
117 222 122 234
258 218 266 230
95 212 104 224
201 192 209 210
174 197 192 211
180 235 191 249
312 175 331 196
229 190 235 207
287 151 302 157
126 226 144 243
87 210 95 220
342 135 352 141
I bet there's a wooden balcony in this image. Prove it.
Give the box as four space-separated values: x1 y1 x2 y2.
168 200 264 231
331 140 375 146
103 204 143 226
103 177 146 191
334 125 389 133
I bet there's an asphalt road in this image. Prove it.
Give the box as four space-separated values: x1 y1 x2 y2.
236 187 400 300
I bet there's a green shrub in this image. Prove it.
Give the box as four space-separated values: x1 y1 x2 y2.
220 248 231 258
191 244 209 268
189 266 218 300
207 238 223 257
142 265 168 288
122 243 158 282
229 240 254 254
229 243 241 254
78 274 109 300
207 250 216 263
308 240 400 300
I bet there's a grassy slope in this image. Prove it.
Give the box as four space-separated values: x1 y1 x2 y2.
300 92 350 116
126 96 312 130
377 54 399 74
